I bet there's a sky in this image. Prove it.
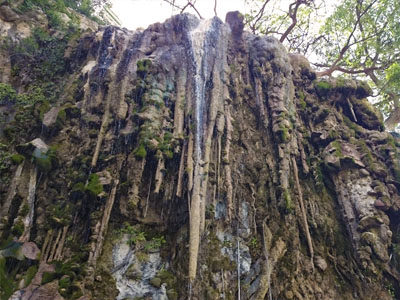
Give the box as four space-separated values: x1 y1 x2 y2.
111 0 249 30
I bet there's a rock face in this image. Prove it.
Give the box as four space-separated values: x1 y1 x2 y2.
1 8 400 300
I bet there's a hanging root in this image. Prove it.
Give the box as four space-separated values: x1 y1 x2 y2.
291 156 314 270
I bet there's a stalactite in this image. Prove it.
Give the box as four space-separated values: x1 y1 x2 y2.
188 170 201 281
176 142 186 197
128 158 146 208
154 158 165 194
174 68 186 139
187 132 194 192
198 69 224 232
291 156 314 270
41 229 53 263
89 178 119 268
297 132 309 174
224 101 233 221
19 167 37 242
48 228 62 262
54 225 69 261
252 236 286 300
347 97 358 122
216 113 225 204
0 163 23 220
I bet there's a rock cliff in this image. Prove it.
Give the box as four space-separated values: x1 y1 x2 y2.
0 6 400 300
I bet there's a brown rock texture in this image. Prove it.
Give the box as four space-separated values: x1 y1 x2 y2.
1 8 400 300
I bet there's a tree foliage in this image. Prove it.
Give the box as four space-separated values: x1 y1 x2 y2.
163 0 400 129
246 0 400 129
13 0 115 26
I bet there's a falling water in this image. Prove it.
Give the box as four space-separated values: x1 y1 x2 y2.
187 17 223 165
187 18 213 165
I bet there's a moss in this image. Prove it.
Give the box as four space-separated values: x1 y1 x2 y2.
136 59 152 78
133 143 147 159
11 219 25 237
41 271 56 284
157 269 177 288
38 101 51 120
167 289 178 300
0 83 17 105
283 189 294 213
10 154 25 165
298 90 307 109
59 276 71 290
55 108 67 127
276 123 290 143
314 80 332 97
24 265 38 287
0 256 17 300
136 252 149 262
72 182 85 193
332 140 343 158
86 174 103 196
19 203 30 217
34 156 52 172
149 277 162 288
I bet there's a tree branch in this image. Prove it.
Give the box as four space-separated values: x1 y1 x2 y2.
246 0 271 34
162 0 203 19
280 0 311 43
317 0 379 77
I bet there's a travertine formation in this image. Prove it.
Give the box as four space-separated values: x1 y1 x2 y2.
0 7 400 300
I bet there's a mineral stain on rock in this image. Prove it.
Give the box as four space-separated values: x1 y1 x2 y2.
0 4 400 300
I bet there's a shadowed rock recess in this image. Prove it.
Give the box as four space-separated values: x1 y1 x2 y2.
1 9 400 300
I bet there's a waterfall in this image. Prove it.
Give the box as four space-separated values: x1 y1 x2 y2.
187 18 213 165
186 16 226 282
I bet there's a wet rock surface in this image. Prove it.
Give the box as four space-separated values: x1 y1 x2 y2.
0 9 400 300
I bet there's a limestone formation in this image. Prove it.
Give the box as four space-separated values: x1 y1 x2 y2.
0 7 400 300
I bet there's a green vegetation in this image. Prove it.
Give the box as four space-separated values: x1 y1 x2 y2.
283 189 294 213
40 260 83 299
10 154 25 165
16 0 112 26
24 265 38 287
136 59 152 78
0 256 17 300
86 174 103 196
11 219 25 237
133 143 147 159
0 83 17 105
118 224 166 252
240 0 400 128
314 80 331 97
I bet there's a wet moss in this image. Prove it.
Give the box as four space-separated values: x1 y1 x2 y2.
24 265 38 287
34 156 52 172
0 256 17 300
167 289 178 300
19 203 30 217
86 174 103 196
41 271 57 284
283 189 294 213
11 219 25 237
314 80 332 97
10 154 25 165
133 143 147 159
332 140 343 158
136 59 152 78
